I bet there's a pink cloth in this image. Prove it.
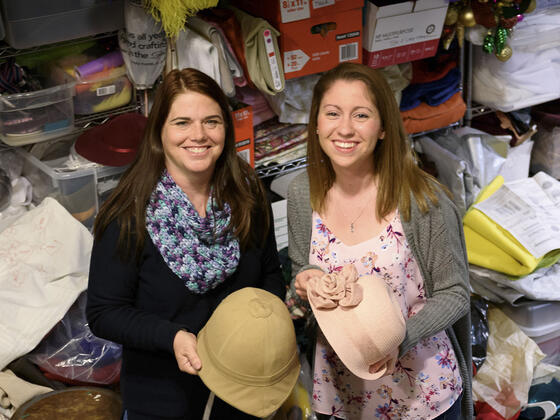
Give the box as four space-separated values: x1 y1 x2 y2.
235 85 276 126
309 211 462 419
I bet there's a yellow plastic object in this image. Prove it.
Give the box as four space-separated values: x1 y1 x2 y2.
463 176 560 276
275 380 313 420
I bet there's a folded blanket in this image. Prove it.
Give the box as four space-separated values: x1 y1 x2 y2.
400 92 466 134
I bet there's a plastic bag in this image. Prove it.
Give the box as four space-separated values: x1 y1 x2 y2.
27 291 122 385
473 306 546 419
273 354 317 420
471 295 490 374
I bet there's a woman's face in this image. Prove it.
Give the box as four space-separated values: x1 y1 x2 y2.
161 91 226 184
317 79 385 174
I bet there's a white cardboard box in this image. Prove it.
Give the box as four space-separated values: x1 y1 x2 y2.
272 199 288 251
363 0 448 68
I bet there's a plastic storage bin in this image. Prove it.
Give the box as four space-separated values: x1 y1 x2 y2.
74 66 133 115
0 81 76 146
498 300 560 338
1 0 124 49
18 136 127 228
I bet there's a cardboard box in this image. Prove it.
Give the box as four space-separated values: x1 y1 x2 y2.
231 104 255 167
233 0 362 24
233 0 363 79
363 0 448 68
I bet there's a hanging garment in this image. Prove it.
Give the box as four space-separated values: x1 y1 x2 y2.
229 6 285 95
186 16 237 97
264 73 319 124
199 8 254 89
175 26 221 89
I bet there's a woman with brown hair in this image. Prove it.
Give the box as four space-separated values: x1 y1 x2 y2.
86 68 284 419
288 62 472 420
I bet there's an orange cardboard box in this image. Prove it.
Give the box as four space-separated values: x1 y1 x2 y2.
233 0 363 24
233 0 363 79
231 104 255 167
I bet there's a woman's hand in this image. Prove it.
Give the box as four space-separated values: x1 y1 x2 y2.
173 329 202 375
294 269 325 301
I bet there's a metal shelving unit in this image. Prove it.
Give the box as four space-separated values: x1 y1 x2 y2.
256 156 308 179
0 31 119 59
1 31 142 146
255 121 462 179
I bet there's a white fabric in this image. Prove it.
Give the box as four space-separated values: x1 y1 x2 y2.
469 263 560 304
264 73 320 124
0 177 32 228
472 7 560 112
176 27 221 91
0 197 92 370
186 16 236 97
0 369 52 409
473 47 560 111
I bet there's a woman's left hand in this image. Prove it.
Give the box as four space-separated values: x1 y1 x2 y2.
173 329 202 375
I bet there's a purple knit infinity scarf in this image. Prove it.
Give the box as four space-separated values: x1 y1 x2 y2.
146 170 240 294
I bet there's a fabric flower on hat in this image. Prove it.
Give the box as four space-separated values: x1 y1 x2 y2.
308 264 363 309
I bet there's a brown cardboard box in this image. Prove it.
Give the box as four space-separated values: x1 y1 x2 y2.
233 0 363 79
231 104 255 167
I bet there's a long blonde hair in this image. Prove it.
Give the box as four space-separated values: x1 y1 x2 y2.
306 62 442 221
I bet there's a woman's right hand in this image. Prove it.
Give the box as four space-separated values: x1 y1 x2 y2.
294 269 325 301
173 329 202 375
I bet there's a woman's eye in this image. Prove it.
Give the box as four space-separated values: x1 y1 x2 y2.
205 119 220 127
354 113 369 119
326 111 339 118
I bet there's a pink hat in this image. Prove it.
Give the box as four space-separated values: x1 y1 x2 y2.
307 264 406 380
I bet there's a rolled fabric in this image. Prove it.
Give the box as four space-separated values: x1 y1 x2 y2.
75 51 124 79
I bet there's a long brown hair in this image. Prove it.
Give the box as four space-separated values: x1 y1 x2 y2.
94 68 269 258
307 62 441 221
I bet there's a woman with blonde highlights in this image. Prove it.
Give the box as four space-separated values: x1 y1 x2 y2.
288 62 472 420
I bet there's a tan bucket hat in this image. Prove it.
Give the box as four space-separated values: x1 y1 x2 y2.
197 287 300 418
307 264 406 380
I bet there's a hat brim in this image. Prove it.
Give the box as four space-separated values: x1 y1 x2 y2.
75 113 147 167
197 326 300 418
308 275 404 380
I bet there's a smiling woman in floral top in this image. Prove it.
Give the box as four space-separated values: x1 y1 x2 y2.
287 62 472 420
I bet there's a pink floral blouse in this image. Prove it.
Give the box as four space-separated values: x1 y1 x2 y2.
309 211 462 420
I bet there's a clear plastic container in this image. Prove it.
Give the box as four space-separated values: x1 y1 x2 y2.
18 135 127 228
74 66 133 115
0 81 76 146
1 0 124 49
499 300 560 338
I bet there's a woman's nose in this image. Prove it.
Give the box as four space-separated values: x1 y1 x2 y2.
190 122 206 141
337 116 354 136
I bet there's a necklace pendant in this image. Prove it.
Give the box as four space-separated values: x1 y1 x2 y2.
350 222 355 233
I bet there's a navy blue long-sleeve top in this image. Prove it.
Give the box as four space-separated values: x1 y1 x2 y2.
86 214 285 417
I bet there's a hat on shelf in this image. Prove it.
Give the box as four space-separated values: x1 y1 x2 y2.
197 287 300 418
307 264 406 380
74 112 147 167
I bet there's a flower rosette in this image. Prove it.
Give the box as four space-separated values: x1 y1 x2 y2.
307 264 363 310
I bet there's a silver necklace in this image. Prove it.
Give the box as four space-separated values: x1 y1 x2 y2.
349 201 370 233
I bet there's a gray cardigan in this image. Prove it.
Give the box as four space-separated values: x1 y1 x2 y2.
287 172 473 420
